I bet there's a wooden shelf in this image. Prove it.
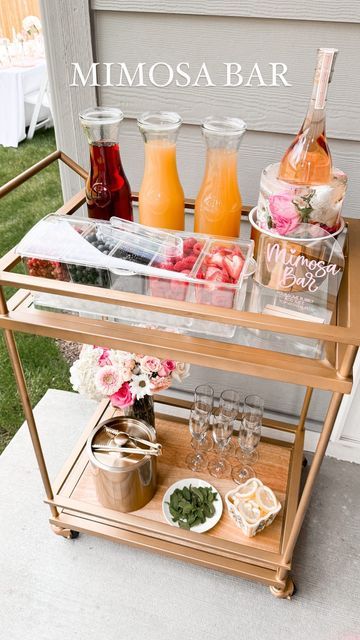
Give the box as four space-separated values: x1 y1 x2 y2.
46 399 302 584
3 291 352 393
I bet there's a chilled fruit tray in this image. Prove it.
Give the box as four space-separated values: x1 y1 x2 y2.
16 215 254 338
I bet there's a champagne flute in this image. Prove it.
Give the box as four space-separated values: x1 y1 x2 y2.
208 412 233 479
219 388 241 420
232 394 264 483
186 407 208 472
191 384 214 452
218 388 241 456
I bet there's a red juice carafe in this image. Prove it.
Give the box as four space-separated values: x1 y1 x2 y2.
79 107 133 221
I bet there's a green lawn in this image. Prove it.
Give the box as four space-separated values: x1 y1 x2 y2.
0 129 72 453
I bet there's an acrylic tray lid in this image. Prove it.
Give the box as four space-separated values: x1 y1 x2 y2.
16 214 254 288
15 213 184 274
110 216 183 260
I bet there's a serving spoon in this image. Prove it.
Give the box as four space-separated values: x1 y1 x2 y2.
105 427 162 451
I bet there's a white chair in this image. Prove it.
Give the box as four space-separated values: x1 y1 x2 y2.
25 71 53 139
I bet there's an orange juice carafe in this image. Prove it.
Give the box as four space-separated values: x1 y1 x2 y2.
137 112 184 230
194 116 246 237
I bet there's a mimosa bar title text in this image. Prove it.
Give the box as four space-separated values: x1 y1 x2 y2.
70 62 292 88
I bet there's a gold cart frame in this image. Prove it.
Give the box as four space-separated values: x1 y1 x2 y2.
1 151 359 599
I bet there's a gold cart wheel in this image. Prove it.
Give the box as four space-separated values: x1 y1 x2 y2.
269 577 296 599
51 525 80 539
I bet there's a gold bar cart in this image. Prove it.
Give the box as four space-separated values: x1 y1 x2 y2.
1 152 359 599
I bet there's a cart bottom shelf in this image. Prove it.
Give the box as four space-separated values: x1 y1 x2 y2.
47 400 303 592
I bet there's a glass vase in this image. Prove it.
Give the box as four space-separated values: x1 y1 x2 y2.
124 395 155 429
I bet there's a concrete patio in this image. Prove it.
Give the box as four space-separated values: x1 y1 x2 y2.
0 389 359 640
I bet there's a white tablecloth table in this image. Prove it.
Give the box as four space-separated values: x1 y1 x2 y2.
0 59 46 148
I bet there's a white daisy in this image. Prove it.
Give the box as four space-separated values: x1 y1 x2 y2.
129 373 151 399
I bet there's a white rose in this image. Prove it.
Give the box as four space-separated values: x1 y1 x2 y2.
69 360 81 391
309 186 339 227
172 362 190 383
310 185 332 210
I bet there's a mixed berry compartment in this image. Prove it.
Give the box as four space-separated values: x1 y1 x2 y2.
66 225 116 288
25 257 70 281
149 236 205 301
23 218 93 283
148 235 250 313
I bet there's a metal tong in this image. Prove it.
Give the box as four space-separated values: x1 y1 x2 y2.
92 427 162 456
92 444 161 456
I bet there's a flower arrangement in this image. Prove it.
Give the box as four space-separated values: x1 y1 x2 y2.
70 345 190 411
22 16 42 37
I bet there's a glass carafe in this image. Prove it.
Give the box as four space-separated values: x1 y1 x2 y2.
194 116 246 238
137 112 184 230
79 107 133 221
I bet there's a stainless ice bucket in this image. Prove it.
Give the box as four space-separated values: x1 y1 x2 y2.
86 416 157 512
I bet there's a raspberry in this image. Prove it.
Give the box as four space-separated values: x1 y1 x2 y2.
183 255 197 267
183 237 196 251
193 242 203 255
173 259 188 272
170 280 187 300
158 262 175 271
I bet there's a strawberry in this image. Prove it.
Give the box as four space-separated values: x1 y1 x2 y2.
205 266 222 280
212 290 234 308
223 254 244 282
207 251 224 268
232 246 245 259
196 288 212 305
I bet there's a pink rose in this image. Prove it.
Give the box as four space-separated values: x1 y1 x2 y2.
158 359 176 377
110 382 134 409
269 193 300 236
93 346 111 367
150 375 172 392
140 355 162 374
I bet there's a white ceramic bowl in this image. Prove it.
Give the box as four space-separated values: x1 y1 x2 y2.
225 478 281 537
162 478 223 533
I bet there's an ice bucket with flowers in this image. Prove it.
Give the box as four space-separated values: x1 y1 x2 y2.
70 345 190 428
251 162 347 244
